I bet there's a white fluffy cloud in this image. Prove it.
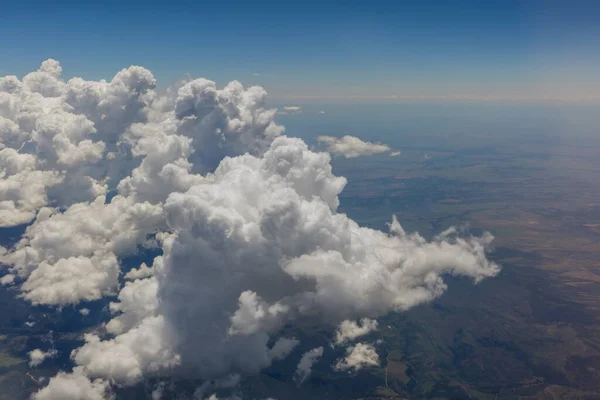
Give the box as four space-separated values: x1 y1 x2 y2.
0 60 160 228
72 316 180 387
21 252 119 306
1 60 283 306
317 135 394 158
33 367 113 400
294 347 323 384
29 348 58 367
0 61 499 397
2 196 164 306
334 318 378 345
334 343 379 371
0 273 14 285
124 262 153 280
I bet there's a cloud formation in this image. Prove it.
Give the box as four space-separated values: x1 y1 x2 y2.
317 135 396 158
0 60 499 398
29 348 58 367
334 318 378 345
267 337 299 361
334 343 379 371
294 347 323 384
277 106 302 115
33 367 114 400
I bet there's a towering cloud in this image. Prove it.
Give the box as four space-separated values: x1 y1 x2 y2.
0 61 499 399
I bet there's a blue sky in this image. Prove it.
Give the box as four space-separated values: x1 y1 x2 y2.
2 0 600 101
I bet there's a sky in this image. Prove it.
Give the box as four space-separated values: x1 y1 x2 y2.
2 0 600 101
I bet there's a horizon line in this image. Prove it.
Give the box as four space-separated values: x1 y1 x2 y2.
267 94 600 103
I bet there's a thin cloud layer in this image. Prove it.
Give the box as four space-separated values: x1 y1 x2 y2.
0 61 499 399
277 106 302 115
317 135 396 158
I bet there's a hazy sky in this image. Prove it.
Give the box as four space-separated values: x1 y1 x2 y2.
2 0 600 101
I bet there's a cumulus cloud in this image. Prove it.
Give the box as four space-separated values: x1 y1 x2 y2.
334 318 378 345
105 275 159 335
72 316 180 386
0 273 14 285
389 151 401 157
294 347 323 384
2 195 162 306
0 60 159 227
267 337 299 361
0 61 499 397
334 343 379 371
124 262 153 280
29 348 58 367
21 252 120 306
317 135 393 158
1 60 282 306
33 366 113 400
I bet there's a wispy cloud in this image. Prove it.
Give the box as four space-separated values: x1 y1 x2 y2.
277 105 303 115
252 72 276 78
